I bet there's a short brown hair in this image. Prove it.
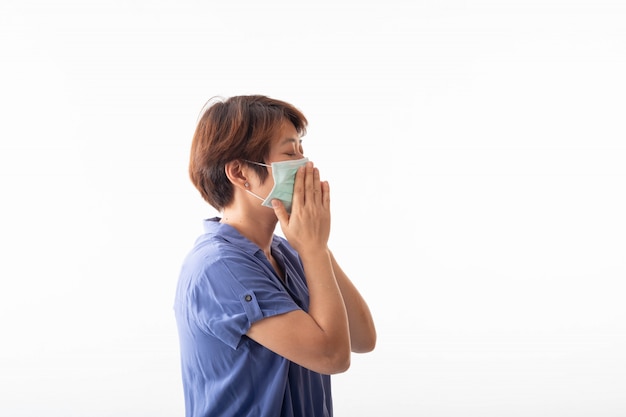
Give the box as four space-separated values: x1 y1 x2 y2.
189 95 308 210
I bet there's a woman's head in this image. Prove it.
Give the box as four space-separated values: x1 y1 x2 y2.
189 95 308 211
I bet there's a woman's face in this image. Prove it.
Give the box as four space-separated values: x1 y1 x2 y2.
249 120 306 201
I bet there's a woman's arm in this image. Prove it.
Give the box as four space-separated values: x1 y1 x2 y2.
247 163 351 375
247 248 351 375
329 250 377 353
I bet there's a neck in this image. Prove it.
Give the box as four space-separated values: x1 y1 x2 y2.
221 209 277 253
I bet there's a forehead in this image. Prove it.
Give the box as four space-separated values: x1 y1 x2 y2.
271 121 302 147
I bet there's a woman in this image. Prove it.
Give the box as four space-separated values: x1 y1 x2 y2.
174 95 376 417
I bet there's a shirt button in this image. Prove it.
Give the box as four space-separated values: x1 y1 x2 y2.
244 295 252 302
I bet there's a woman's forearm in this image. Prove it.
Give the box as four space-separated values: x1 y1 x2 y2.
329 251 377 353
300 248 351 369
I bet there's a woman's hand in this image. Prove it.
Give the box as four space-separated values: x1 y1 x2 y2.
272 161 331 255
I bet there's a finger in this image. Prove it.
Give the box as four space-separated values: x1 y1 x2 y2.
304 162 315 203
271 199 289 226
312 167 321 204
321 181 330 209
291 164 306 210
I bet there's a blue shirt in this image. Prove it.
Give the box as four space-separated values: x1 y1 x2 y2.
174 217 333 417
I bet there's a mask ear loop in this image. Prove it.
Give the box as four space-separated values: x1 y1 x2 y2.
243 159 271 168
242 164 268 202
245 188 265 202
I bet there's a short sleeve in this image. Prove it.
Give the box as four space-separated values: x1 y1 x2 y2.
186 257 300 349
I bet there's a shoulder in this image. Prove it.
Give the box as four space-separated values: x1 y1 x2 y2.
181 233 261 282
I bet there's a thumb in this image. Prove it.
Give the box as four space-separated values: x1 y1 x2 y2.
271 199 289 225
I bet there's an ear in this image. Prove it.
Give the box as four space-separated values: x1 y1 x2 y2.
224 160 250 190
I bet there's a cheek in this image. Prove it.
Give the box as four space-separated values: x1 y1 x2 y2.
257 172 275 190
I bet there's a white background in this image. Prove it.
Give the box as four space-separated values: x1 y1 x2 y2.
1 1 625 416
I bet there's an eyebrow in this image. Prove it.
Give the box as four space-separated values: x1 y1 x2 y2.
279 137 303 145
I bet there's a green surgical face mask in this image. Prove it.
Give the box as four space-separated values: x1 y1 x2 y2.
245 157 309 213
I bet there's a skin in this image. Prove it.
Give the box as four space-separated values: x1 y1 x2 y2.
221 120 376 375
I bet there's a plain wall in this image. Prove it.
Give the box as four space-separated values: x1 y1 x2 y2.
1 1 625 416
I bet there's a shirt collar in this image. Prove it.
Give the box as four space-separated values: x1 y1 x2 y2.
202 217 280 257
